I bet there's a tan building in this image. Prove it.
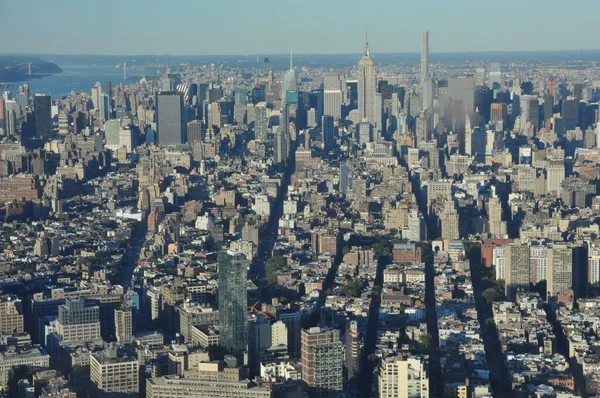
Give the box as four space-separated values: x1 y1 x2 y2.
0 294 24 334
547 245 573 298
505 244 531 300
90 348 139 395
0 347 50 389
378 355 429 398
115 305 133 344
191 325 219 349
146 375 271 398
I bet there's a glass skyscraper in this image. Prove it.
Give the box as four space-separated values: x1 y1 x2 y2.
218 250 248 362
157 92 186 145
33 94 52 140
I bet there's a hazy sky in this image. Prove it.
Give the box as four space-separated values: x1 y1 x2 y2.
4 0 599 55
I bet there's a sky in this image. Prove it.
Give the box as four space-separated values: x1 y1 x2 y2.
4 0 599 56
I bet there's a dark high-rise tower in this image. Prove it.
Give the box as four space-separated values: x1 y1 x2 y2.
322 115 335 150
157 92 186 145
33 94 52 140
218 251 248 362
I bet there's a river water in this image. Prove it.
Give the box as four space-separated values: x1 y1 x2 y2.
4 64 155 98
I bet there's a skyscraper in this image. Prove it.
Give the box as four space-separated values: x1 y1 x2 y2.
546 161 565 195
340 163 349 194
254 103 268 142
490 103 508 126
561 98 578 131
322 115 335 150
114 305 133 344
520 95 540 130
33 94 52 140
301 327 343 397
274 127 288 165
357 34 377 128
505 244 530 300
489 63 501 90
345 321 360 382
449 75 475 113
324 72 345 120
281 50 297 107
157 92 186 145
420 31 429 84
547 245 573 298
218 251 248 362
0 98 5 131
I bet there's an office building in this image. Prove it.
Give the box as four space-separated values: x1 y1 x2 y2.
562 99 578 131
56 298 101 342
301 327 343 397
33 95 52 140
0 347 50 389
439 200 459 240
421 78 434 111
357 120 372 145
505 244 530 300
340 163 349 194
254 103 268 142
0 294 24 334
322 115 335 150
420 31 429 84
345 321 360 382
546 161 565 195
0 98 5 131
146 375 271 398
90 347 139 395
357 36 377 127
378 355 429 398
449 76 475 113
281 51 297 107
218 251 248 362
157 92 186 145
274 126 288 165
99 94 110 121
488 197 506 237
475 68 485 86
489 63 501 90
547 245 573 298
187 119 203 145
104 119 120 148
415 111 429 144
115 305 133 344
91 82 102 109
520 95 540 130
248 313 272 375
324 72 345 120
490 103 508 126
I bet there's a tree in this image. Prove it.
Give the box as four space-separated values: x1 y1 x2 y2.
340 278 366 298
266 256 287 285
482 287 500 304
419 333 432 354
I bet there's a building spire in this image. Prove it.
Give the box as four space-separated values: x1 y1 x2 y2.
364 30 370 57
290 47 293 70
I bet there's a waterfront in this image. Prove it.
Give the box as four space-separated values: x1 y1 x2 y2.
4 63 155 98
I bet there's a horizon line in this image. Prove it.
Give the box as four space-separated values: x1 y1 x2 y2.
3 48 600 58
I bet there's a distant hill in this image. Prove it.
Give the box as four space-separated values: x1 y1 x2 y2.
0 56 62 82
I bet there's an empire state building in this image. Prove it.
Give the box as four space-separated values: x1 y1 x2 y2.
357 34 377 129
